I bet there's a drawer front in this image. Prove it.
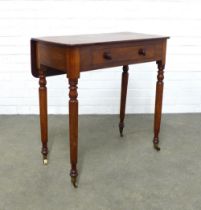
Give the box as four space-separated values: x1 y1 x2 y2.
92 44 160 67
80 42 163 71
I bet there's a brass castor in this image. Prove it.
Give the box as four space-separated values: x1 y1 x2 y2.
41 146 48 165
43 158 48 165
153 137 160 151
153 143 160 151
43 155 48 165
71 177 78 188
120 130 123 137
119 122 124 137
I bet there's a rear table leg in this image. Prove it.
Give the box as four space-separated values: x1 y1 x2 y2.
119 65 129 137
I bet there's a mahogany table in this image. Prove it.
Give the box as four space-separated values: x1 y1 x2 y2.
31 32 169 187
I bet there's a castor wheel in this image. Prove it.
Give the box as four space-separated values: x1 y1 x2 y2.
153 137 160 151
153 143 160 151
43 158 48 165
71 177 78 188
120 130 123 137
119 122 124 137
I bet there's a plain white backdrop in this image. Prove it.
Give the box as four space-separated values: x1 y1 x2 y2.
0 0 201 114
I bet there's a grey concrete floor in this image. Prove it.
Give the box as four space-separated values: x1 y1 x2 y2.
0 114 201 210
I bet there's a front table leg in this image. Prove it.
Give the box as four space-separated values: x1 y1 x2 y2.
68 78 78 188
153 61 165 151
39 68 48 164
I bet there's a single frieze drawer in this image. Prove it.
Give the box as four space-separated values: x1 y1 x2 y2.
91 44 163 66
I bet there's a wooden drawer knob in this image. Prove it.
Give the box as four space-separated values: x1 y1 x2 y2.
138 48 146 56
103 52 112 60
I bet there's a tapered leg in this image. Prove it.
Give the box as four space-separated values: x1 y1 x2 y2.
119 65 129 137
153 61 165 151
68 78 78 188
39 68 48 164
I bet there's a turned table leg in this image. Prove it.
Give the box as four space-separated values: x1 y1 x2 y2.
119 65 129 137
39 68 48 164
68 78 79 188
153 61 165 151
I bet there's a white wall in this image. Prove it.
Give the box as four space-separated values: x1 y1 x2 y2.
0 0 201 114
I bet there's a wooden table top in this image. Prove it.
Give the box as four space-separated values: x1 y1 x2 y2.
32 32 169 46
